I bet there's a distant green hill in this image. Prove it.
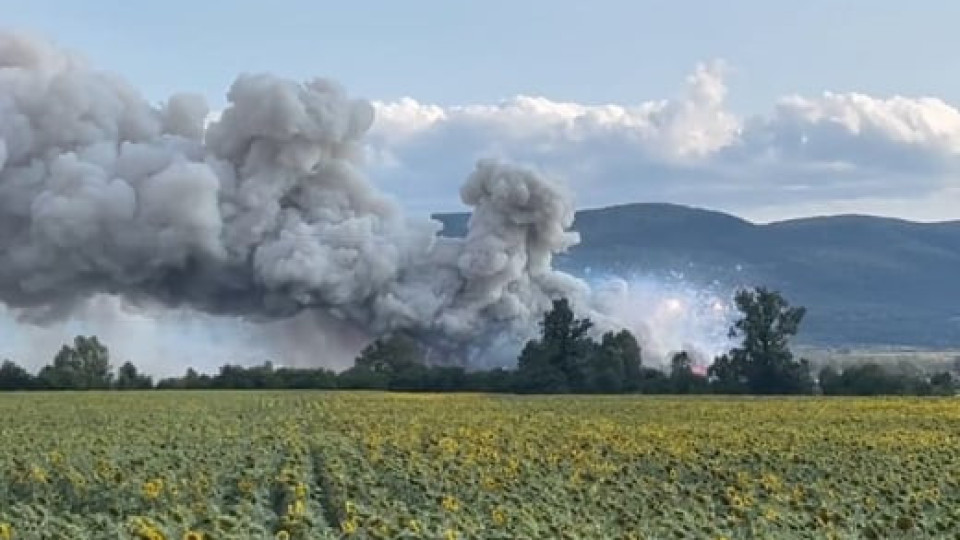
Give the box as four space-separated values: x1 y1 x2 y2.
433 204 960 348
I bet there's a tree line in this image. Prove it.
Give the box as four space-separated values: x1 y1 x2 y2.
0 287 956 395
0 336 153 391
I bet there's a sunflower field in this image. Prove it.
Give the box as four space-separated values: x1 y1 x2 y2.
0 392 958 539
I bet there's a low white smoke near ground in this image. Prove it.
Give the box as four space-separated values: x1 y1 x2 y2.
0 295 367 377
591 275 736 370
0 276 736 377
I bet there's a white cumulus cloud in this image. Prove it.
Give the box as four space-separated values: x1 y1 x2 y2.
365 61 960 221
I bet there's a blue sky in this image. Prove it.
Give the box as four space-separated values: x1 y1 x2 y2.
4 1 959 112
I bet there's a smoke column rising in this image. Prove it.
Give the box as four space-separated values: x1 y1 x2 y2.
0 31 597 367
0 32 737 372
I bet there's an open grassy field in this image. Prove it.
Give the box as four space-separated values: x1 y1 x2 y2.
0 392 958 539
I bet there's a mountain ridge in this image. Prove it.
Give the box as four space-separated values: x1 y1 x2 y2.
433 203 960 348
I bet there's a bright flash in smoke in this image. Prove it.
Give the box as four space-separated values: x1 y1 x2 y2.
664 298 684 313
590 274 737 367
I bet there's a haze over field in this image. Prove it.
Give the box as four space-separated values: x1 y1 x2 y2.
4 2 960 375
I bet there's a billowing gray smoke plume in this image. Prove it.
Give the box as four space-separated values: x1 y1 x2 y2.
0 32 591 363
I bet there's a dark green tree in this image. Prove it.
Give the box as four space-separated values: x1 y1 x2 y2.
38 336 113 390
115 361 153 390
38 350 80 389
272 367 338 389
354 334 423 375
157 367 213 389
182 367 212 389
515 339 569 393
720 287 813 394
590 330 643 392
541 297 595 389
817 365 841 394
819 363 955 396
0 360 36 390
587 340 624 392
929 371 956 396
669 351 708 393
516 298 596 393
212 364 257 389
670 351 693 376
707 354 747 393
339 334 424 389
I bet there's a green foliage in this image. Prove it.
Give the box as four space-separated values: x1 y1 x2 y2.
0 360 35 390
820 363 956 396
0 291 954 397
115 361 153 390
159 362 339 390
38 336 113 390
515 340 570 393
593 330 644 392
710 287 813 394
929 371 956 395
354 334 424 375
516 299 647 394
516 299 595 392
157 367 213 389
668 351 710 394
339 334 507 392
338 334 425 390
